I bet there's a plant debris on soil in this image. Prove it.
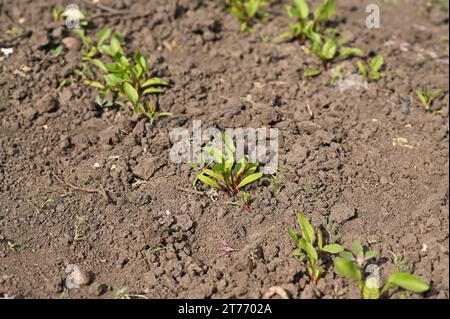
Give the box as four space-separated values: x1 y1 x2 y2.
0 0 448 299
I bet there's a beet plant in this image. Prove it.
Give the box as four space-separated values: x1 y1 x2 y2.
194 132 263 212
306 34 365 72
356 55 385 81
278 0 336 43
81 32 170 124
226 0 270 32
288 213 344 284
333 256 430 299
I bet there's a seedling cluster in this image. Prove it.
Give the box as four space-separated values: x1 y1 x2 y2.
73 27 170 124
288 213 430 298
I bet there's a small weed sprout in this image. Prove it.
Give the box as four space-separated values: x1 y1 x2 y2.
226 0 270 32
390 251 412 273
7 241 19 251
268 175 284 194
6 26 23 37
333 256 430 299
323 217 341 244
415 87 444 112
356 55 385 81
194 132 264 212
28 196 54 215
73 215 87 242
288 213 344 284
52 5 64 22
278 0 336 43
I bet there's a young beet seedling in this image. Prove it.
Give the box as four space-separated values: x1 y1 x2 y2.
86 36 170 124
339 240 379 268
333 257 430 299
414 87 444 112
226 0 270 32
306 34 365 73
278 0 336 43
356 55 385 81
288 213 344 284
194 132 264 212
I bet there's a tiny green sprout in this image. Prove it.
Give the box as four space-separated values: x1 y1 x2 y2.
414 87 444 112
57 78 70 90
28 196 54 215
51 44 64 58
390 251 412 273
356 55 385 81
304 69 321 77
339 240 378 268
323 217 341 244
73 215 87 242
52 5 64 22
288 212 344 284
333 257 430 299
7 241 19 251
308 35 365 70
226 0 270 32
194 132 264 211
6 26 23 37
268 175 284 194
278 0 336 43
74 27 123 61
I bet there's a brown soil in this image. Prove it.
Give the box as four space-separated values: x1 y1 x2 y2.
0 0 448 299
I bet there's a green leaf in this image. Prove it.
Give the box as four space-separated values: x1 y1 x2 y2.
104 73 124 87
299 238 318 263
297 213 315 244
196 174 222 190
322 38 337 60
304 69 321 77
142 77 168 88
110 37 122 55
123 82 139 105
237 172 263 189
321 244 344 254
314 0 336 24
83 80 105 89
339 250 355 261
202 168 226 184
317 228 324 250
295 0 309 20
90 59 108 73
363 279 381 299
222 132 236 154
203 146 226 164
288 228 299 243
352 240 364 257
369 55 384 73
386 273 430 293
245 0 261 19
97 28 112 47
142 87 165 95
230 6 245 22
333 257 362 282
339 47 365 59
364 250 379 260
356 60 367 76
